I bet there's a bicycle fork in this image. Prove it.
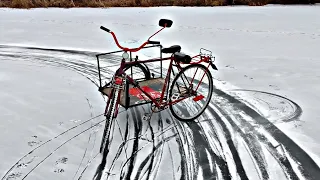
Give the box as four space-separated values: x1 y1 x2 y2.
100 76 123 154
104 76 123 118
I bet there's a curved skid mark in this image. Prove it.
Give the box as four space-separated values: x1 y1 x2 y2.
72 99 98 180
9 118 106 180
188 123 217 179
132 134 176 180
1 114 104 180
77 152 100 180
147 113 166 180
213 88 320 179
3 45 317 180
167 139 178 180
241 139 264 180
113 133 177 180
205 105 250 180
0 45 98 56
209 104 270 179
215 98 300 179
72 128 93 180
171 126 188 179
94 117 117 180
202 109 248 179
168 113 189 180
21 119 105 179
181 124 197 178
179 121 197 179
104 117 132 177
192 112 219 179
103 115 133 176
0 46 117 88
101 117 178 179
122 108 142 180
227 89 302 123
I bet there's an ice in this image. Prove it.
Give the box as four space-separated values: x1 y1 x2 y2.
1 5 320 179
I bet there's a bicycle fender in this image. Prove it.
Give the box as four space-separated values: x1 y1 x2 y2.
211 62 218 70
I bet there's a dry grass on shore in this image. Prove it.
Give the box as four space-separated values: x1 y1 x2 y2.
0 0 318 8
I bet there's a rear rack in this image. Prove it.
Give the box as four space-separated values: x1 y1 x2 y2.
200 48 215 62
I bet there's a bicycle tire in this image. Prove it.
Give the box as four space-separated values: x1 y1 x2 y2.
99 88 119 153
122 63 151 80
169 64 213 122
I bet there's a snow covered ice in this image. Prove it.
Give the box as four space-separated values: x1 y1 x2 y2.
1 5 320 179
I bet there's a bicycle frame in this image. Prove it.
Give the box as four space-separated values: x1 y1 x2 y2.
97 19 218 111
119 54 215 109
121 56 178 108
98 19 219 156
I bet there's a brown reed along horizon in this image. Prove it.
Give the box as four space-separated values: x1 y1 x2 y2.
0 0 318 8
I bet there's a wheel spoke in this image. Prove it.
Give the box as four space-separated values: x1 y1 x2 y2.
169 64 213 121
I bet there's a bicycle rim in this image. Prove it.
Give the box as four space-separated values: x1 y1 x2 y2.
169 64 213 121
123 63 150 80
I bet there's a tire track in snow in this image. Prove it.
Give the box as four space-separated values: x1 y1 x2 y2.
211 93 300 179
212 88 320 179
2 45 320 180
159 66 313 179
228 89 302 123
205 105 251 180
2 117 106 180
20 119 106 180
72 97 97 180
1 113 104 180
0 46 124 180
207 103 270 179
144 115 156 180
132 113 172 180
182 106 232 180
121 107 142 180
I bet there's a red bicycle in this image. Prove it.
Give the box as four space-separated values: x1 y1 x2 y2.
96 19 218 153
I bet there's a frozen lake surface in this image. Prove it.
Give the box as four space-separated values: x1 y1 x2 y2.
1 5 320 180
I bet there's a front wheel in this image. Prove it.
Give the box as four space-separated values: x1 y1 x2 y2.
100 87 120 153
169 64 213 122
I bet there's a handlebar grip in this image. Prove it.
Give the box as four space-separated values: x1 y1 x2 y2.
148 40 160 45
100 26 111 33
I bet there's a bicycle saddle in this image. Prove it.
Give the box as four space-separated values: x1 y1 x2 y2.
161 45 181 54
174 52 192 64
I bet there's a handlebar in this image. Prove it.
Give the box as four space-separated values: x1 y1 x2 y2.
100 26 110 33
100 25 164 52
148 40 160 45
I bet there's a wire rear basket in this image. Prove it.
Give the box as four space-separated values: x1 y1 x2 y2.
95 44 165 109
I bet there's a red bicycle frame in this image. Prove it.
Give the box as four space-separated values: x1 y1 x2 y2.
99 20 218 111
114 55 213 110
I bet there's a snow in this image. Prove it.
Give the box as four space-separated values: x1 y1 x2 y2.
0 59 105 179
1 5 320 179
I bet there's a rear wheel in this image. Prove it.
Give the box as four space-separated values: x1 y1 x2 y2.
122 63 151 80
169 64 213 122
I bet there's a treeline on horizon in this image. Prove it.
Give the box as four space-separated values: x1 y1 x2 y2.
0 0 318 8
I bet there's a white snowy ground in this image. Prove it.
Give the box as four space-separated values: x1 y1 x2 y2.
0 57 106 179
1 5 320 180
